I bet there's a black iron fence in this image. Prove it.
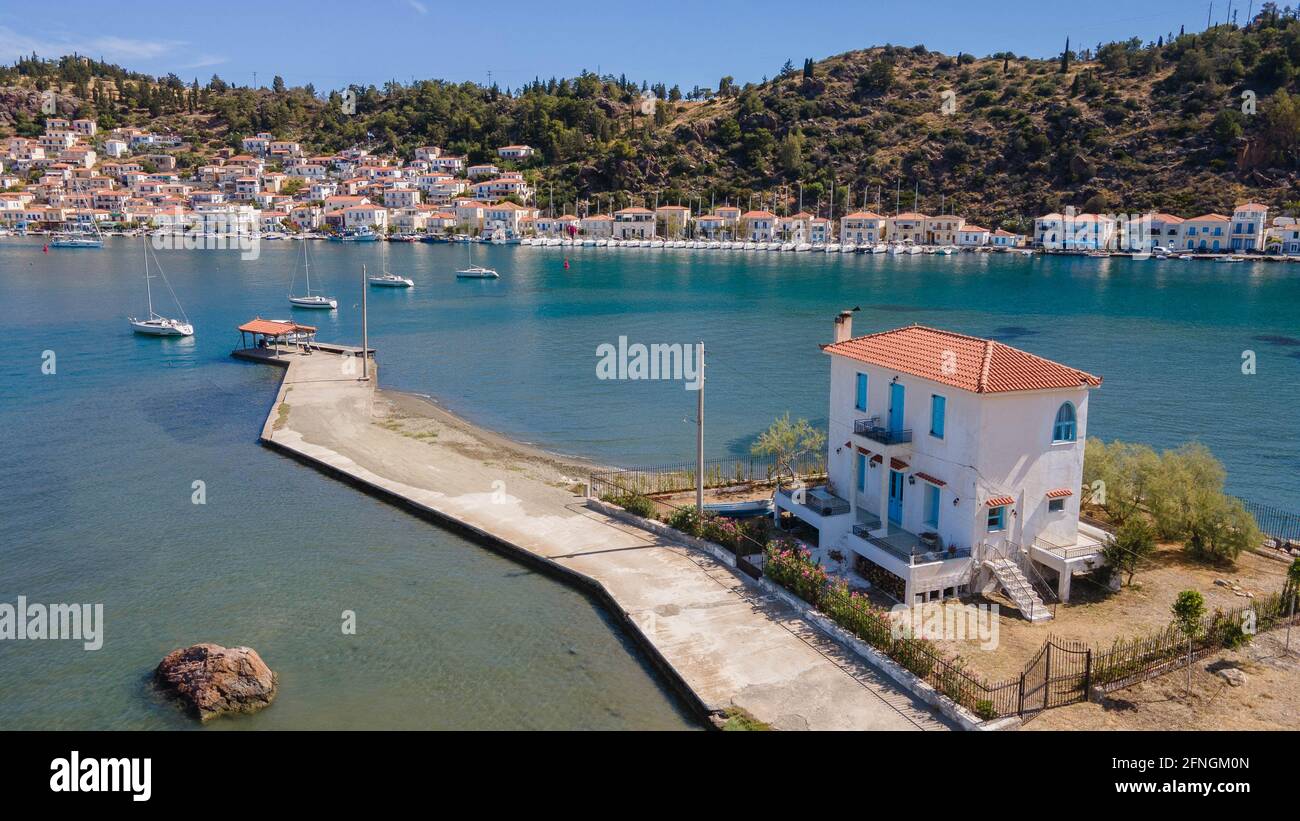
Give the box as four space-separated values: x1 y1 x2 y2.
590 454 825 499
1237 497 1300 547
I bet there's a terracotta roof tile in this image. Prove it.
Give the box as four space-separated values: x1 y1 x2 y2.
1046 488 1074 498
823 325 1102 394
986 495 1016 507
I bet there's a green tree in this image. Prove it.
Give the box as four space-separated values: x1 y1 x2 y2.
1171 589 1206 695
1103 517 1157 586
750 413 826 489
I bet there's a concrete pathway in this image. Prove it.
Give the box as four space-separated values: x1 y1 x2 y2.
251 345 953 731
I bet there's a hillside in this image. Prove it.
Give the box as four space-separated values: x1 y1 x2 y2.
5 13 1300 230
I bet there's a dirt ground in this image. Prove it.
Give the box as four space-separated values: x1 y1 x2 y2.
932 543 1292 682
1026 628 1300 730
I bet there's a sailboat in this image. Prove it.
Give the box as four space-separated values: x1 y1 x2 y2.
456 235 499 278
369 238 413 287
288 236 338 308
51 215 104 248
128 234 193 336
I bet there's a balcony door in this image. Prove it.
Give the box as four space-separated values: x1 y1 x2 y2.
888 470 904 525
888 382 905 432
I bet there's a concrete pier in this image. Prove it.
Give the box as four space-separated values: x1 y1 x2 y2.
237 343 954 731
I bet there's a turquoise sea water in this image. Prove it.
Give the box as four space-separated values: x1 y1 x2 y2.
2 237 1298 728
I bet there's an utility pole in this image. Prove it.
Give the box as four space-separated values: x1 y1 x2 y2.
360 262 370 381
695 342 705 514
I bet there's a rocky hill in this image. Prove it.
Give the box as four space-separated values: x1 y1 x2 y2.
5 13 1300 231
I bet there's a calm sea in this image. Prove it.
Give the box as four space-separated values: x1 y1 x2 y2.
2 237 1298 728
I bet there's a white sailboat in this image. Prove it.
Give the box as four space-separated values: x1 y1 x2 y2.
128 234 193 336
289 236 338 308
369 239 413 287
456 235 499 278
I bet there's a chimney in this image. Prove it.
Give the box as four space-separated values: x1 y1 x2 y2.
833 310 853 343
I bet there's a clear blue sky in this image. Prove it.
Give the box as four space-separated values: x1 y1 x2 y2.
3 0 1223 92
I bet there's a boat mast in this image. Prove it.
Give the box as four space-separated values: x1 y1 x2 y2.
143 233 153 318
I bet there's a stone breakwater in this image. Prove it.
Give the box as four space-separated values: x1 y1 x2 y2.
237 342 953 731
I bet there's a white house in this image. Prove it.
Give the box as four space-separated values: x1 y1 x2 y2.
739 210 777 241
955 225 990 247
1230 203 1268 251
613 206 655 239
775 314 1105 611
496 145 535 160
840 211 886 245
989 229 1024 249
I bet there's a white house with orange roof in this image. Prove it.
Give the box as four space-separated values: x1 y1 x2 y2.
693 214 725 239
579 213 613 238
1180 213 1230 251
341 204 388 232
467 163 499 179
484 201 533 237
989 229 1024 249
655 204 691 238
1147 214 1184 250
955 225 990 247
739 210 777 241
774 313 1105 611
840 211 886 245
1230 203 1268 251
885 212 928 244
613 206 655 239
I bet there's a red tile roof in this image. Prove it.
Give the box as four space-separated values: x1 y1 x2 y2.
914 472 945 486
823 325 1102 394
986 495 1016 507
1045 488 1074 498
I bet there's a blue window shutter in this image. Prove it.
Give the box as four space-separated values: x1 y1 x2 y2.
855 373 867 411
855 452 865 492
931 395 946 438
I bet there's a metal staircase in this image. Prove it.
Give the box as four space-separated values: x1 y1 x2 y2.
982 553 1054 622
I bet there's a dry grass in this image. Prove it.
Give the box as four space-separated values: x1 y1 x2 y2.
1026 628 1300 731
932 543 1292 683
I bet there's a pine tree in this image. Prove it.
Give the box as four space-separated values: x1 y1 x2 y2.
1061 37 1071 73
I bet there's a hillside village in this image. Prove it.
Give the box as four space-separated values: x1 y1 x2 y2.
2 115 1299 255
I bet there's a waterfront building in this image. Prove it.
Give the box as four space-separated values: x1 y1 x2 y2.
885 212 927 244
840 211 886 245
614 206 655 239
955 225 990 247
774 313 1105 607
1230 203 1268 251
1147 214 1184 249
924 215 965 245
579 214 613 237
739 210 777 241
1180 214 1230 251
989 229 1024 249
655 205 691 238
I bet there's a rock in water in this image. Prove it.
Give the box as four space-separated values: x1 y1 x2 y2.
155 644 278 721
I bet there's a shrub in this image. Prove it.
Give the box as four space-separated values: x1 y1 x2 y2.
666 505 701 536
763 541 828 605
603 492 655 518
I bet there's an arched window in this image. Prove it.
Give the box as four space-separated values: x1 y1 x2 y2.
1053 402 1077 443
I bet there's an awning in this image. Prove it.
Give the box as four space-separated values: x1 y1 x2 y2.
890 457 909 470
1046 488 1073 499
238 318 317 335
986 495 1015 507
914 472 945 486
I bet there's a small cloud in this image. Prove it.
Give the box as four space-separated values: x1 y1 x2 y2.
181 54 228 70
407 0 428 13
0 26 184 64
